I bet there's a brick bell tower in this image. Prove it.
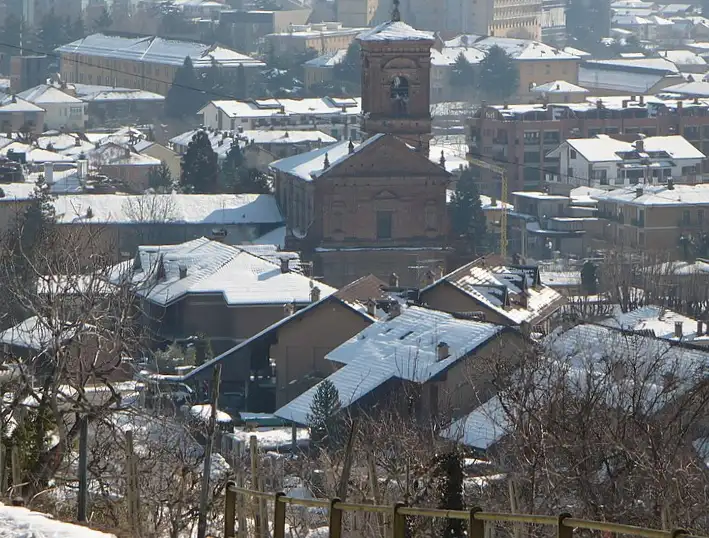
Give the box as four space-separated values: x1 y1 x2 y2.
357 0 434 153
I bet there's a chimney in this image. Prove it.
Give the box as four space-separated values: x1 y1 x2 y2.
280 258 290 273
635 139 644 153
310 286 321 303
284 302 295 318
436 341 450 361
43 162 54 185
424 270 436 286
675 321 683 339
667 178 674 190
631 95 637 101
389 272 399 288
678 100 683 111
636 186 644 198
74 137 81 147
77 159 88 180
366 298 376 316
697 320 703 337
639 95 645 105
179 265 188 279
389 301 401 319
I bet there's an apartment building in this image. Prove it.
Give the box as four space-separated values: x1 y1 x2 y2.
218 9 311 53
467 95 709 194
548 135 705 188
264 23 366 56
592 183 709 251
431 36 580 103
541 0 566 44
336 0 379 28
199 97 362 141
55 34 265 96
490 0 543 40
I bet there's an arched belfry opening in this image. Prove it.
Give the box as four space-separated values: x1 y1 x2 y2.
390 76 409 115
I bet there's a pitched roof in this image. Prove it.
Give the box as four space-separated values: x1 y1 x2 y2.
599 305 709 343
119 237 336 307
275 305 505 424
531 80 589 94
424 259 565 325
334 274 389 303
55 34 265 69
18 84 83 104
591 183 709 206
357 21 434 42
52 193 283 224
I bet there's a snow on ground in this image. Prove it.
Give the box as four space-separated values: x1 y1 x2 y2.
230 427 310 451
0 503 116 537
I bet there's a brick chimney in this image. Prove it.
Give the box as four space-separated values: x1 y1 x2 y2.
366 298 376 317
389 272 399 288
675 321 683 339
697 320 703 337
436 341 449 361
310 285 321 303
284 302 295 318
280 258 290 274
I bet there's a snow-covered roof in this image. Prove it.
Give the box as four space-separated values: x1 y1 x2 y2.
0 95 44 113
304 49 347 67
539 271 582 288
599 305 709 342
52 193 283 224
203 96 361 119
357 20 434 42
0 503 116 537
55 34 265 69
0 316 79 351
120 237 335 307
551 134 704 163
472 36 580 61
531 80 590 93
424 260 565 326
563 46 591 57
442 394 507 449
275 305 505 424
593 182 709 206
430 47 487 67
661 80 709 97
658 49 708 66
0 142 74 164
579 65 680 93
269 139 357 181
18 84 84 104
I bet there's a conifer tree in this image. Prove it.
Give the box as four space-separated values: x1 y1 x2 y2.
166 56 201 118
450 167 488 255
307 379 342 449
478 45 519 101
180 131 218 193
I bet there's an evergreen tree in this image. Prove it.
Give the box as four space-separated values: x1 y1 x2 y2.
307 379 342 449
220 142 272 194
37 9 67 53
219 141 243 191
450 167 488 255
93 6 113 31
235 168 271 194
235 64 247 99
180 130 219 193
451 52 475 90
477 45 519 101
581 261 598 294
148 161 174 193
166 56 201 118
433 451 464 537
333 41 362 94
68 16 86 42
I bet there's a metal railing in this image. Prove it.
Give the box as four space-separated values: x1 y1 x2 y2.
223 483 709 538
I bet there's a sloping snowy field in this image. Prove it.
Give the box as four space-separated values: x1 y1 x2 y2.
0 503 116 537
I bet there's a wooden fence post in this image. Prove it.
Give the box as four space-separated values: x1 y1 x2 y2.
558 513 573 538
11 444 21 498
392 502 406 538
273 492 286 538
469 507 485 538
329 498 343 538
250 435 261 538
77 416 88 522
224 482 237 538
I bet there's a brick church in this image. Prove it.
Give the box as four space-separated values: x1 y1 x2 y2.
271 1 452 287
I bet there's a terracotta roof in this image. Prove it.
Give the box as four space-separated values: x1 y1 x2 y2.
335 274 389 303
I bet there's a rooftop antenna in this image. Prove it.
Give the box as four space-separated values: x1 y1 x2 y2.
392 0 401 22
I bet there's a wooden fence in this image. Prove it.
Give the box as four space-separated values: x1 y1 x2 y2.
224 483 709 538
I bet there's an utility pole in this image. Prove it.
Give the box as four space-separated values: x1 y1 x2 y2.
197 364 222 538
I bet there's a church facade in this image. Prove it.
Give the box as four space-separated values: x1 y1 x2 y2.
270 9 452 287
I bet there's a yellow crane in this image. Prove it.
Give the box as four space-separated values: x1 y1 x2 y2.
467 157 508 259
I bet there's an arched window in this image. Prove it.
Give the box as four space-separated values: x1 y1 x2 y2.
390 76 409 116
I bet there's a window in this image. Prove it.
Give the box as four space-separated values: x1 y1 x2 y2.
699 209 704 226
569 149 577 159
638 231 645 246
543 130 560 144
376 211 393 239
591 169 608 185
683 210 691 225
424 202 437 230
